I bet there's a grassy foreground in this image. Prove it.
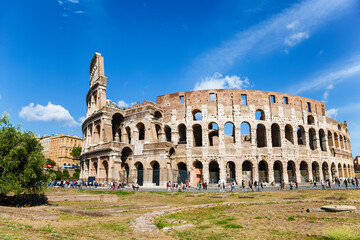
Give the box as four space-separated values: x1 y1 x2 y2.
0 189 360 240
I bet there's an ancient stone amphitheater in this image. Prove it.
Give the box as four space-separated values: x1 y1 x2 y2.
80 53 354 186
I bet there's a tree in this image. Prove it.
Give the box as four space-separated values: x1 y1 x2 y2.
0 113 47 195
46 159 56 166
70 147 82 159
72 169 80 179
62 170 70 179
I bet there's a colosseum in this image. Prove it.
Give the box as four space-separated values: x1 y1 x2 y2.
80 53 355 187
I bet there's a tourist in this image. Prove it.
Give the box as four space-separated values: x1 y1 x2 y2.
344 179 348 189
241 180 245 192
321 180 325 190
355 178 359 189
289 181 293 190
260 181 263 189
248 181 253 192
295 181 298 189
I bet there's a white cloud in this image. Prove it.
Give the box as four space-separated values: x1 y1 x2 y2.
57 0 64 5
67 0 79 3
293 54 360 94
284 31 309 46
19 102 80 127
321 84 334 102
194 72 250 91
75 10 83 14
117 100 130 108
326 108 338 119
189 0 355 77
286 21 298 30
78 116 86 123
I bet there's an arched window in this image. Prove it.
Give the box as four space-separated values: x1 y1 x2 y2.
154 111 162 120
224 122 235 143
164 125 171 142
192 109 202 121
309 128 317 150
297 126 305 145
256 124 266 147
307 115 315 125
193 124 202 147
208 122 219 146
285 124 294 144
319 129 326 151
271 124 281 147
178 124 187 144
241 122 251 143
327 131 334 149
126 126 131 144
112 113 124 142
155 124 162 141
334 133 339 148
255 109 265 120
136 123 145 140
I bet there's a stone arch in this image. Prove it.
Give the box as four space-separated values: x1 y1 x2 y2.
285 124 294 144
255 109 265 120
208 122 219 146
92 161 98 177
307 115 315 125
328 131 334 149
125 126 131 144
135 162 144 186
312 161 320 182
193 160 203 186
256 124 267 148
319 129 326 151
343 163 347 178
287 161 296 182
226 161 236 182
101 160 109 183
151 161 160 186
94 124 101 143
297 126 306 145
309 128 317 150
348 164 351 178
334 133 339 148
177 162 188 184
271 123 281 147
299 161 309 182
273 161 283 183
343 136 348 150
322 162 330 180
339 135 344 149
112 113 124 142
169 147 175 158
209 161 220 184
338 163 343 178
193 124 202 147
178 124 187 144
155 124 162 141
258 160 269 183
154 111 162 120
164 125 172 142
330 162 336 179
192 109 202 121
242 160 253 183
241 122 251 144
136 122 145 141
224 122 235 143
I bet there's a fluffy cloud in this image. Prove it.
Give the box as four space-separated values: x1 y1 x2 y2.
117 100 130 108
284 31 309 46
75 10 83 14
67 0 79 3
321 84 334 102
19 102 80 127
326 108 338 119
194 72 250 91
78 116 86 123
286 21 299 30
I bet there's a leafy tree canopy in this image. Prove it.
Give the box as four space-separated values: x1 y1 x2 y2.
46 159 56 166
0 113 47 195
70 147 82 159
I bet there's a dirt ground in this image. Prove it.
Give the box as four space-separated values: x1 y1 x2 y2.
0 189 360 240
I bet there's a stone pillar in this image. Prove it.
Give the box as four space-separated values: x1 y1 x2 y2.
268 161 274 183
236 159 242 184
96 158 100 181
203 161 209 185
283 161 289 184
172 130 179 144
308 163 313 182
295 162 301 183
219 158 226 183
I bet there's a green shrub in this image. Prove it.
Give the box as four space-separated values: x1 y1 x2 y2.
287 216 295 221
327 228 360 240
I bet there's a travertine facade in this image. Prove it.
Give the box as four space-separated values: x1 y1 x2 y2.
80 53 354 186
40 134 82 167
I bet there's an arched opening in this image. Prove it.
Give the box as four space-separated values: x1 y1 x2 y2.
255 109 265 120
273 161 283 183
121 147 133 182
241 122 251 144
155 124 162 141
271 124 281 147
164 125 172 142
154 111 162 120
177 162 188 184
297 126 306 145
193 161 203 186
319 129 326 151
169 147 175 158
312 162 320 182
224 122 235 143
136 122 145 141
151 161 160 186
338 163 343 178
334 133 339 148
331 162 336 180
92 161 98 177
287 161 296 182
209 161 220 184
101 160 109 183
135 162 144 186
126 127 131 144
327 131 334 150
344 137 348 150
258 160 268 183
285 125 294 144
94 125 101 143
193 124 202 147
178 124 187 144
112 113 124 142
193 109 202 121
307 115 315 125
242 161 253 183
343 164 347 178
309 128 317 150
300 161 309 182
256 124 267 147
348 164 351 178
339 135 344 149
226 161 236 182
208 122 219 146
322 162 330 180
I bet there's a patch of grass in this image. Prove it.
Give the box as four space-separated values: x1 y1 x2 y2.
255 216 270 220
287 216 295 221
59 213 90 220
77 189 135 196
101 222 127 232
224 224 243 229
197 225 212 230
37 224 54 233
327 227 360 240
155 218 168 229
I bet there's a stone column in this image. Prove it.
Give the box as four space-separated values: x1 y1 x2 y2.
203 161 209 185
236 159 242 185
283 161 289 184
96 158 100 181
219 158 226 183
268 161 275 183
295 162 301 183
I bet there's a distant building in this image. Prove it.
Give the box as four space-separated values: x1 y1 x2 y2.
39 134 82 167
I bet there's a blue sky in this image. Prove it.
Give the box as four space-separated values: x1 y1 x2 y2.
1 0 360 156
